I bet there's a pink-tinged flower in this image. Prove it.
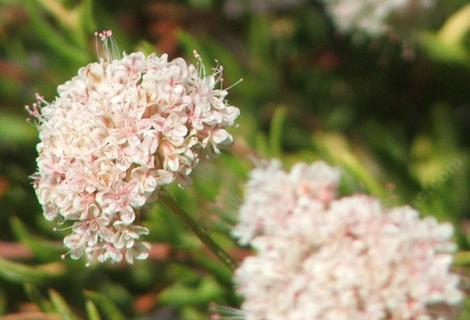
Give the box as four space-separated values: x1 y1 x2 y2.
27 31 239 264
233 160 463 320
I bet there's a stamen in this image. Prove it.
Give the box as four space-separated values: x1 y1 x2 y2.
95 29 121 62
61 249 72 259
193 50 206 78
225 78 243 91
53 225 71 232
25 92 48 125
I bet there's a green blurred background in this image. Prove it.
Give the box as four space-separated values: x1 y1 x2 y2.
0 0 469 319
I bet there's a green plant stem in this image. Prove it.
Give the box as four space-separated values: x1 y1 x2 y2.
159 189 237 271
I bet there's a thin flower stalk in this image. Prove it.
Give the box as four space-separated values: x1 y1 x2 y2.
159 189 237 270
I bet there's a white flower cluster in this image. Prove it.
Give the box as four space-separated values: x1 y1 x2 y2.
234 160 463 320
322 0 436 38
28 39 239 264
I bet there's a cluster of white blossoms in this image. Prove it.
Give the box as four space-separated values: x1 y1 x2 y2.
233 160 463 320
322 0 436 38
28 32 239 264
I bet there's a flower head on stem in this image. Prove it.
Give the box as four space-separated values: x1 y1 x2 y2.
29 30 240 265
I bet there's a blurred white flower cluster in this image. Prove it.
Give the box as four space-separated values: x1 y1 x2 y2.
28 35 239 264
234 160 463 320
322 0 436 38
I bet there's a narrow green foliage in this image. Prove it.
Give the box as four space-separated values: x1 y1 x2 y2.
24 284 53 313
159 277 224 307
313 132 387 198
0 259 65 284
79 0 97 35
86 300 102 320
256 133 270 157
49 289 78 320
23 0 89 66
84 291 125 320
420 33 470 66
420 4 470 67
249 16 271 60
11 217 63 262
35 0 85 48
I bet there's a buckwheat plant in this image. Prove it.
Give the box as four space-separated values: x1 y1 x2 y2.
233 160 463 320
322 0 436 39
27 30 239 265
